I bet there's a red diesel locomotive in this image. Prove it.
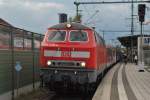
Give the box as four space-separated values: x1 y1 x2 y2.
40 22 116 92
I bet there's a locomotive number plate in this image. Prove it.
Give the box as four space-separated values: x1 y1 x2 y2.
61 51 71 57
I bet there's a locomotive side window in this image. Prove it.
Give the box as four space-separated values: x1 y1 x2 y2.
95 32 102 44
48 31 66 42
69 31 88 42
94 32 105 46
98 34 105 46
94 32 99 44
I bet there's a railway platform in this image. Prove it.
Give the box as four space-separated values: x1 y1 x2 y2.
92 63 150 100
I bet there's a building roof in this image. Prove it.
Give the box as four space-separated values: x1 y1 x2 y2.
0 18 44 41
118 35 150 48
0 18 13 27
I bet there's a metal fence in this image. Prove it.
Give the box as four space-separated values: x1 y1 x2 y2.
0 24 44 99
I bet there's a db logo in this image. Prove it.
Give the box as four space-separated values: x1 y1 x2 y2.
61 51 71 57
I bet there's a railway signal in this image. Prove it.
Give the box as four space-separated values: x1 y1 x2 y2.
138 4 146 71
138 4 146 22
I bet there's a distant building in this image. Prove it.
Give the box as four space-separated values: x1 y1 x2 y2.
138 36 150 66
118 35 150 66
0 18 12 48
0 18 13 27
0 18 43 49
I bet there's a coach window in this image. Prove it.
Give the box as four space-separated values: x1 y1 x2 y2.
48 31 66 42
70 31 88 42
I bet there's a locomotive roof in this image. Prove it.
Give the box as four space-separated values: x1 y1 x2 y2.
49 23 91 30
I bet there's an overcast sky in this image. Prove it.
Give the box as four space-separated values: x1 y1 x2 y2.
0 0 150 44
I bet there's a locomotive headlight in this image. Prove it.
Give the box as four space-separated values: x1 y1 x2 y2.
47 61 52 66
81 62 86 67
66 23 71 28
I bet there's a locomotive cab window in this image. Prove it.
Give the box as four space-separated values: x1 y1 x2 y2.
48 31 66 42
69 31 88 42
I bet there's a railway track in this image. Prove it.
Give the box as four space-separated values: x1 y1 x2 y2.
38 89 93 100
37 65 116 100
33 64 116 100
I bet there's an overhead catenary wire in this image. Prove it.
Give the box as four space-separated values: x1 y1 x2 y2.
84 10 100 25
83 4 90 17
77 1 102 27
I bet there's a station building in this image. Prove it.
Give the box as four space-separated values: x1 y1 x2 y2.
118 35 150 66
0 18 43 49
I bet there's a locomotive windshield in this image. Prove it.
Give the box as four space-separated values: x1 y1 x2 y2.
48 31 66 42
69 31 88 42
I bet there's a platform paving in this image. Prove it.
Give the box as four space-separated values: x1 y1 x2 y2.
92 63 150 100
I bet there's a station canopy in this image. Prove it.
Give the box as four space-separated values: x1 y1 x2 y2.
118 35 150 48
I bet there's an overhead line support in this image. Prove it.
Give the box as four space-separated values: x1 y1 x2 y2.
74 1 150 22
74 1 150 5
